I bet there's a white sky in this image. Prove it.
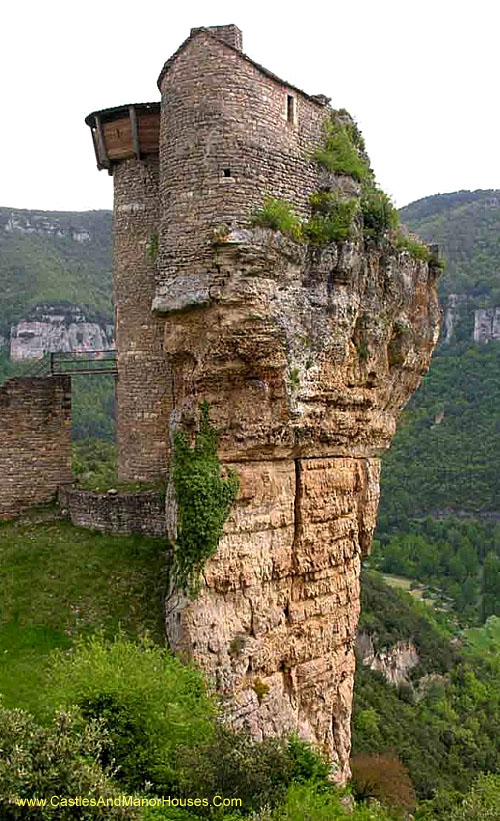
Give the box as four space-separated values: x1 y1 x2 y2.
2 0 499 212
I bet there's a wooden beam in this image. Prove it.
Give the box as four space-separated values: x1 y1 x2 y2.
90 127 104 171
129 105 141 160
94 114 110 169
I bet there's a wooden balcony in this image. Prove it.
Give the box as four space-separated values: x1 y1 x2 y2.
85 103 160 172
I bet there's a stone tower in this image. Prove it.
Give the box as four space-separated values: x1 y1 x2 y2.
86 25 440 780
85 103 169 482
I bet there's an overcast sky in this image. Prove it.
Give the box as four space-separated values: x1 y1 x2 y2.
3 0 498 212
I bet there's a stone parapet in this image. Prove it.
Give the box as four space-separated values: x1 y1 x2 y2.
58 485 166 538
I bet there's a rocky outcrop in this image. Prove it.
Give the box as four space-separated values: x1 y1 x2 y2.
357 632 419 686
474 306 500 342
1 210 92 242
163 228 440 781
10 304 114 361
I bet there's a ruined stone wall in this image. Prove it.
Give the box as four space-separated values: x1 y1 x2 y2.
58 485 166 537
155 31 327 313
113 157 171 482
0 376 71 518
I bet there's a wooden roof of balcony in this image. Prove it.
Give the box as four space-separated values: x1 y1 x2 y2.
85 103 160 172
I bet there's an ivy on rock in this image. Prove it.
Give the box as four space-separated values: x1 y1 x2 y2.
172 402 239 597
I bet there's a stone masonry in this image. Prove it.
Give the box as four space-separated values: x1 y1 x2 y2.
0 376 72 518
87 23 440 782
113 157 171 481
58 484 166 538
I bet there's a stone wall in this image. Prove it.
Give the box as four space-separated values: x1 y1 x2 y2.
59 485 166 537
154 29 328 314
0 376 71 518
113 157 171 482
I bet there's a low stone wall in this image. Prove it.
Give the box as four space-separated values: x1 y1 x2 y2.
58 485 166 538
0 376 72 519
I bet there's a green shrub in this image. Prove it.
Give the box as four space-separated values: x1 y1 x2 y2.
395 233 430 262
304 193 359 244
0 702 134 819
172 402 240 596
251 197 303 241
268 781 396 820
360 187 399 239
176 725 332 816
43 635 214 794
313 118 371 182
448 773 500 820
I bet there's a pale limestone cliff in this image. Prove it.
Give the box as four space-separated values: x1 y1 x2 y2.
474 306 500 342
163 227 440 781
357 632 419 686
10 305 114 361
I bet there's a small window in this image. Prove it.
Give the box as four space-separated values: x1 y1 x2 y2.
287 95 295 124
223 167 231 177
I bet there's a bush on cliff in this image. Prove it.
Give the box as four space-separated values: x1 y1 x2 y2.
42 635 214 794
0 701 135 820
251 197 303 241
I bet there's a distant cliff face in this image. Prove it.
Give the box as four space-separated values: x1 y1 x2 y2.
10 304 114 362
474 307 500 342
0 208 111 243
357 632 419 686
0 207 113 342
164 228 440 781
1 211 92 243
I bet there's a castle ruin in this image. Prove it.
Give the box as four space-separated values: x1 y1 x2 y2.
84 24 440 780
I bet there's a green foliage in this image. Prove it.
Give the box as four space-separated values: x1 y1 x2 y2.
304 193 359 244
147 232 159 262
313 116 372 182
176 726 332 816
0 702 135 819
395 232 430 261
44 635 214 794
370 516 500 622
359 571 455 673
0 209 112 337
172 403 240 596
417 774 500 821
251 197 303 241
252 677 270 705
401 189 500 305
72 439 118 489
71 375 116 442
379 342 500 518
228 634 246 657
354 573 500 801
463 615 500 654
360 187 399 239
0 519 167 712
288 367 300 389
266 781 396 820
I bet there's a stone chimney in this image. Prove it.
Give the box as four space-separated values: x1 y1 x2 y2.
191 24 243 52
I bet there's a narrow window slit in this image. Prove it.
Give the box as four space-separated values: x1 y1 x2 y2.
223 168 231 177
287 95 295 123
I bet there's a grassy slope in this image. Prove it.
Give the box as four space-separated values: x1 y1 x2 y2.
0 516 167 713
0 209 113 335
379 341 500 518
400 190 500 303
378 191 500 520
